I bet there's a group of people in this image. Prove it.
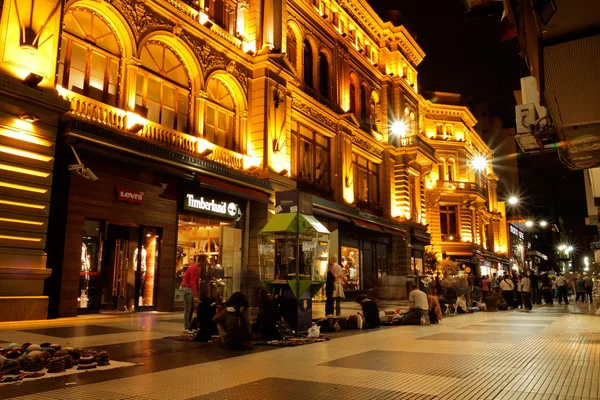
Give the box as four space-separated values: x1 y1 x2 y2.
434 270 597 313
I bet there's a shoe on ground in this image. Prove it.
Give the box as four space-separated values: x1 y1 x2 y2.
183 329 195 334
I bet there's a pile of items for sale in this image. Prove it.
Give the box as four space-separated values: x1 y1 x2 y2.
0 342 110 384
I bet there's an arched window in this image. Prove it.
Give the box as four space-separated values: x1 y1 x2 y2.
438 158 446 181
136 41 190 131
286 26 297 70
349 81 356 114
303 39 313 88
318 52 329 98
58 9 121 106
360 85 368 123
447 159 455 181
204 77 238 151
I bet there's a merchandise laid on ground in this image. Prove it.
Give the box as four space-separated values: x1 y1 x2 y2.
0 301 598 399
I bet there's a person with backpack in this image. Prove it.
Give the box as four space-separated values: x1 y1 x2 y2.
213 292 253 350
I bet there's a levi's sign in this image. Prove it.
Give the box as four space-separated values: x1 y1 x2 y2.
185 193 240 220
117 187 145 205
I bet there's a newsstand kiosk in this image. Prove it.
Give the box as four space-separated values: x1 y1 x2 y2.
258 190 330 332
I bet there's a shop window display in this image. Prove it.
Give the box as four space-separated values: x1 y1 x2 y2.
175 215 242 306
341 246 360 290
78 220 161 312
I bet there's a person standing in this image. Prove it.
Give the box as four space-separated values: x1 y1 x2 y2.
583 274 594 304
500 275 515 309
521 273 532 310
575 275 587 303
555 272 569 304
540 273 553 305
181 256 203 333
401 284 429 325
331 256 345 316
529 271 540 305
325 259 335 316
491 273 500 294
516 275 523 309
481 275 490 298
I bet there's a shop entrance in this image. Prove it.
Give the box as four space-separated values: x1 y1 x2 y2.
78 220 160 313
175 214 242 305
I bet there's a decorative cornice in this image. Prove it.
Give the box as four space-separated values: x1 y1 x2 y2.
290 92 337 129
351 134 383 157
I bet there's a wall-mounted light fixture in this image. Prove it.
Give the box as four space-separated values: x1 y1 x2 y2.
23 73 43 87
127 123 144 133
19 113 39 123
278 169 288 176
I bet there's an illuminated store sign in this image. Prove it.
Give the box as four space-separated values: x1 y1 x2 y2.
509 225 524 240
117 187 145 205
185 193 240 220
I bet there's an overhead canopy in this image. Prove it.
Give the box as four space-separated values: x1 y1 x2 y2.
259 213 330 235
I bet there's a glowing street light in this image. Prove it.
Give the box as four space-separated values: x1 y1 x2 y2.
566 246 574 253
391 120 407 137
539 220 547 227
525 220 534 227
470 155 488 171
508 196 519 205
558 244 567 251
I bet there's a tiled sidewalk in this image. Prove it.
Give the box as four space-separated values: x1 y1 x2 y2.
1 303 599 399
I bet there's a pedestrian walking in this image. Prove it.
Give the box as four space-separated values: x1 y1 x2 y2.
521 273 532 310
556 273 569 304
500 275 515 309
530 271 540 305
331 255 345 316
491 273 500 294
575 275 587 303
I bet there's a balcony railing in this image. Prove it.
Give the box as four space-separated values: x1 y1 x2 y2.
398 135 436 159
58 88 245 171
437 180 488 198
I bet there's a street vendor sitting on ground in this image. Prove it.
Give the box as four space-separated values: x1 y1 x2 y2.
400 284 428 325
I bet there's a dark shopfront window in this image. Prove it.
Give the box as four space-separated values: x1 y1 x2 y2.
440 205 458 237
291 124 331 196
353 153 380 213
341 234 389 291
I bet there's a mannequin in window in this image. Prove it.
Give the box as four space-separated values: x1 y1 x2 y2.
134 246 147 304
80 242 91 307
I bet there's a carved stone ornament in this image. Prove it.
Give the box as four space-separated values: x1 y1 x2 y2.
107 0 173 37
351 135 383 157
180 31 249 93
291 93 336 129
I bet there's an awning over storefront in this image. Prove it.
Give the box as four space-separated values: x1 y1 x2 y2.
259 213 330 234
380 226 404 236
313 207 352 223
196 175 270 203
350 217 383 233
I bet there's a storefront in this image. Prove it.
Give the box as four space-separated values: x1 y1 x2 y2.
52 152 180 318
312 197 407 296
174 188 247 307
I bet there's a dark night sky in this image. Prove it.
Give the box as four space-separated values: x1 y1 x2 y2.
368 0 596 260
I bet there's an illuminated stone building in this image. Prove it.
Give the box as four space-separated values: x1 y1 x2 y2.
0 0 509 320
419 92 510 276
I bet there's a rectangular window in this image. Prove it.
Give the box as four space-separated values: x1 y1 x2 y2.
291 124 330 192
354 153 380 207
440 205 458 235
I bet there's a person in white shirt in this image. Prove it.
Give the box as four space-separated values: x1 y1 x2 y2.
520 273 532 310
500 276 515 309
401 284 429 325
555 273 569 305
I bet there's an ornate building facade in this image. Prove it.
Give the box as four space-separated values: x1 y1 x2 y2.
0 0 508 320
